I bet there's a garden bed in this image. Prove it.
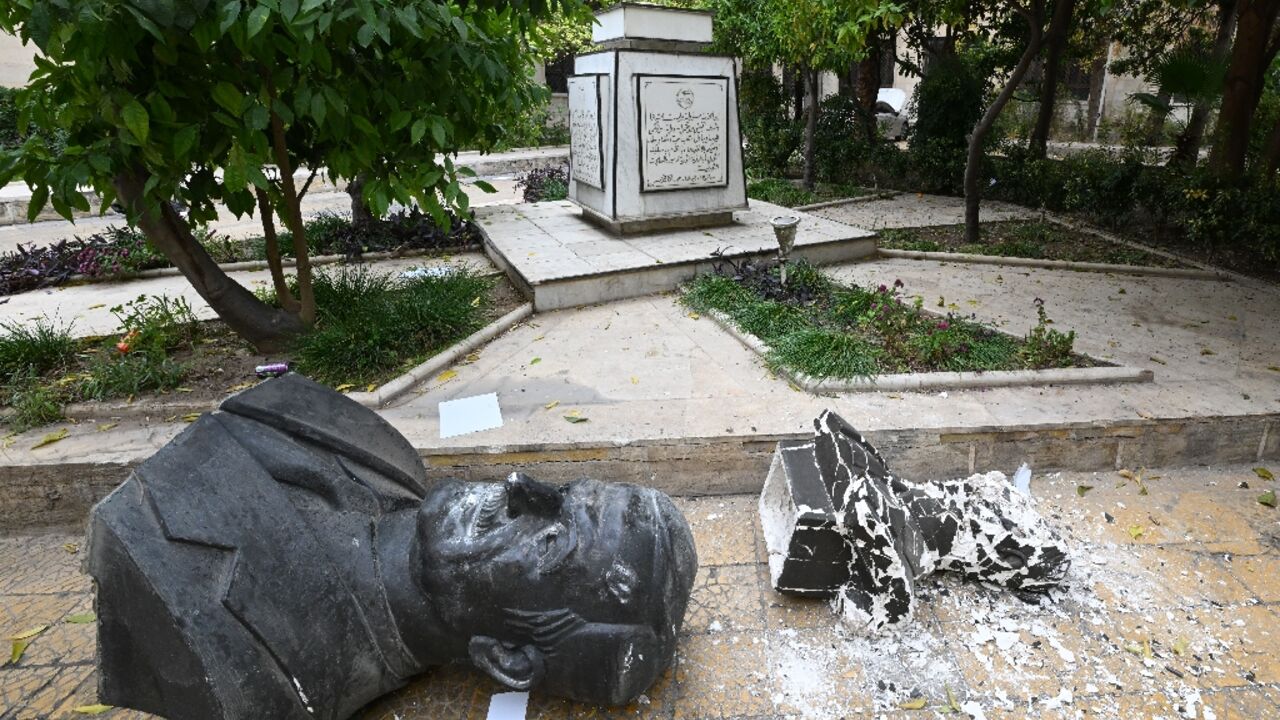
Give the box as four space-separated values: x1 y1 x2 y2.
0 209 481 297
680 258 1105 385
877 220 1192 269
1 267 521 432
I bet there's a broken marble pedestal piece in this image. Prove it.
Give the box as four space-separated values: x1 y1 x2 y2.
759 410 1070 631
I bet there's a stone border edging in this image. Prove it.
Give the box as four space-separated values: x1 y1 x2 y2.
794 190 899 212
877 247 1229 280
346 302 533 408
58 302 533 421
704 309 1154 393
1041 214 1251 284
60 244 484 285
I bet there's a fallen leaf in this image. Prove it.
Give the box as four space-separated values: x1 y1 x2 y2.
1172 637 1189 656
464 352 481 363
1127 525 1145 539
1148 356 1167 365
226 381 256 392
470 296 481 307
1118 469 1135 480
529 357 541 365
630 376 639 385
65 613 96 624
31 429 68 449
1144 638 1154 659
175 387 193 393
366 383 377 392
63 543 78 554
1258 490 1277 508
1076 485 1094 497
8 625 49 665
544 400 560 410
1254 467 1275 481
944 685 962 711
898 697 927 710
87 303 106 309
787 381 803 392
72 705 113 715
1136 409 1155 419
533 334 546 341
335 383 355 392
1268 366 1280 372
436 370 458 383
686 311 700 320
1200 348 1215 356
563 415 589 424
181 413 201 423
1124 642 1143 656
96 423 117 432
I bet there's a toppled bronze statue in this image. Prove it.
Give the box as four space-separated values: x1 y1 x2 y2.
760 410 1069 631
87 374 697 719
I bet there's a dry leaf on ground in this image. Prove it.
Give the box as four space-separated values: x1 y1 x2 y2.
31 429 68 449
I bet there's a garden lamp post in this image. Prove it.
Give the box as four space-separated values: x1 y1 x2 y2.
771 216 799 286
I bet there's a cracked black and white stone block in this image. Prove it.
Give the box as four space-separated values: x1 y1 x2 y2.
760 410 1070 632
87 374 697 720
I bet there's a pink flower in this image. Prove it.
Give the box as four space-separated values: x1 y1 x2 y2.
937 321 950 331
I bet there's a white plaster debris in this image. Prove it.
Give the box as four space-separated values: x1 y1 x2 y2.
765 468 1249 717
1012 463 1032 495
484 691 529 720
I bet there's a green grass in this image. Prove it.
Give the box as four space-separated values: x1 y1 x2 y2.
746 178 869 208
0 318 77 378
680 261 1083 380
290 265 494 386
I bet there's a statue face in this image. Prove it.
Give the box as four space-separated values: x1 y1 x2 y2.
414 474 695 704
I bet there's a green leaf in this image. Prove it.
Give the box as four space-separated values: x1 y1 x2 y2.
173 125 199 159
430 118 446 146
211 82 244 116
219 1 242 32
72 706 113 716
356 23 375 47
1076 484 1094 497
389 110 411 131
529 357 541 365
26 185 48 222
410 118 426 144
301 0 326 11
65 613 96 624
245 104 269 131
1254 467 1275 481
563 415 589 424
474 179 496 193
246 5 271 38
1259 490 1277 508
310 93 326 125
280 0 299 22
121 100 149 145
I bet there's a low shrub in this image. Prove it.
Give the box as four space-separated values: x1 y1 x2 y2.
739 68 801 176
746 178 816 208
516 165 569 202
290 266 494 386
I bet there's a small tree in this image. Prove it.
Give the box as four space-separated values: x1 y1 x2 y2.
0 0 587 351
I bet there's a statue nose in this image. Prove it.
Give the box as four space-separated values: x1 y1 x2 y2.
505 472 563 518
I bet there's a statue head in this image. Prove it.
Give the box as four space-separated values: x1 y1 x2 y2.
413 472 696 705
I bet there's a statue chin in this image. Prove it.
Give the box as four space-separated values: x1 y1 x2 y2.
86 374 697 720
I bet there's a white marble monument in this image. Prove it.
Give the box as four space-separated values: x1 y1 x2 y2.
567 3 748 234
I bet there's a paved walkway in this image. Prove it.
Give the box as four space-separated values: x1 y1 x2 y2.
4 464 1280 718
810 194 1038 230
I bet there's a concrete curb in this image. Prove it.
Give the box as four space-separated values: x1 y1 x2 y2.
61 245 483 285
7 413 1276 531
58 302 533 421
794 191 900 212
347 303 534 408
876 247 1229 281
1041 214 1250 285
704 309 1154 393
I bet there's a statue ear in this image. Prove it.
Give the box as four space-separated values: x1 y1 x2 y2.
468 636 546 690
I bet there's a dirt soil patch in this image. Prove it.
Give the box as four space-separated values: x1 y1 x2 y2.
878 220 1192 269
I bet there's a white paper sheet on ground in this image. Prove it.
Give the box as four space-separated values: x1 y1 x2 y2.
1012 463 1032 495
439 393 503 438
484 691 529 720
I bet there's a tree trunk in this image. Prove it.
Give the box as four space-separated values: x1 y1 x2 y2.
857 34 881 145
1169 0 1238 168
1208 0 1280 177
1264 114 1280 174
347 174 375 229
803 67 819 190
266 81 317 326
1084 51 1107 138
1030 0 1076 158
965 3 1045 244
114 172 305 352
255 187 301 315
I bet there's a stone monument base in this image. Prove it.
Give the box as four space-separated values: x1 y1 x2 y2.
575 204 737 235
